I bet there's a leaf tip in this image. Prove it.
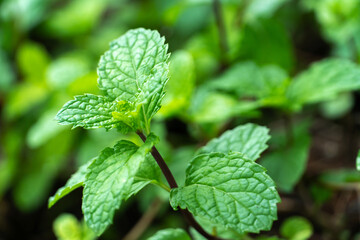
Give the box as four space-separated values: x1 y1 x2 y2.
48 197 55 209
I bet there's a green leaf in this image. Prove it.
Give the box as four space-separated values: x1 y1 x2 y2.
1 0 51 31
47 53 91 89
169 3 213 38
357 149 360 171
320 169 360 189
261 121 311 192
0 50 15 93
157 50 195 118
53 214 82 240
197 123 270 161
169 146 197 186
0 130 22 197
189 88 261 123
206 62 289 104
53 214 96 240
49 134 160 209
302 0 360 43
287 58 360 111
56 29 170 133
280 216 313 240
309 183 333 206
55 94 126 131
76 128 124 166
170 152 280 234
5 82 48 120
17 41 50 80
27 109 68 148
244 0 291 22
98 28 169 131
128 154 162 199
319 92 354 119
256 66 290 107
217 62 289 106
48 161 91 208
67 71 100 96
0 156 16 198
147 228 191 240
237 19 295 72
185 34 219 82
82 133 158 235
42 0 106 38
14 131 73 211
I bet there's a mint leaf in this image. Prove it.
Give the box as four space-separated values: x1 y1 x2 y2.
261 121 311 192
16 41 49 81
82 133 158 235
56 29 170 133
147 228 191 240
98 28 169 100
244 0 291 22
237 19 294 72
27 109 67 148
320 169 360 188
42 0 106 38
189 88 260 123
319 92 354 119
49 136 160 209
53 213 96 240
287 58 360 111
280 216 313 240
5 82 48 120
48 160 91 208
56 94 122 130
127 154 162 200
14 131 73 211
206 62 289 105
98 28 169 132
47 53 91 89
158 50 195 118
53 214 83 240
197 123 270 161
302 0 360 43
170 152 280 234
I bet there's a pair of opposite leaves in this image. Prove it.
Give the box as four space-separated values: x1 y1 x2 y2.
51 28 280 237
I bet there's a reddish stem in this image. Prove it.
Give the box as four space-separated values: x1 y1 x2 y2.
136 131 226 240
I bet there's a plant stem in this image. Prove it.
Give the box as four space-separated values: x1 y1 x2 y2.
136 131 227 240
213 0 229 54
123 198 163 240
134 177 171 192
137 131 177 188
154 181 171 192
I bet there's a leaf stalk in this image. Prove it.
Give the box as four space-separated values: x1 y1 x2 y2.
213 0 229 54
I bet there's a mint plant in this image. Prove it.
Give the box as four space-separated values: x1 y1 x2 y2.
49 28 280 239
193 55 360 192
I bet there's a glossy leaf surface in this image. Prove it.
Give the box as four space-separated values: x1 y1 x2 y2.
82 134 158 235
198 123 270 161
170 152 280 234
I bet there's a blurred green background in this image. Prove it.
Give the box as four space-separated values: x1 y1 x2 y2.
1 0 360 239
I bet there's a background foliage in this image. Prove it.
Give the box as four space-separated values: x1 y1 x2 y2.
1 0 360 239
